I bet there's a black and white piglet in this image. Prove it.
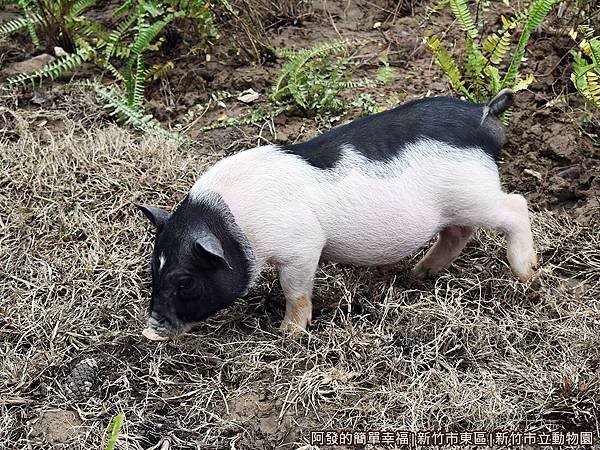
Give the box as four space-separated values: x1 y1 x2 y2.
137 89 537 340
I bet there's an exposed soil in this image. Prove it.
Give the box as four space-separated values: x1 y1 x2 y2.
2 0 598 216
1 0 599 449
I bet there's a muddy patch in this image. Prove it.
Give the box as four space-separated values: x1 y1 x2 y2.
29 410 83 445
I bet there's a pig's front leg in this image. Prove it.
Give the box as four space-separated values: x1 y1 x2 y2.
278 257 320 334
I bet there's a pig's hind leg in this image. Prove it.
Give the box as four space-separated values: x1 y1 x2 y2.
492 193 538 282
412 225 475 280
449 191 537 283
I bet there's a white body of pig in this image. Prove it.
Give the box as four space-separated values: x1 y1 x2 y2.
190 140 537 331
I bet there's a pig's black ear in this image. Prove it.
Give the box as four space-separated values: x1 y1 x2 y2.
194 231 233 270
135 203 171 230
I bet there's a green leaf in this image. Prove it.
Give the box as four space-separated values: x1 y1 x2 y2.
114 0 133 16
376 65 395 84
0 15 40 37
17 0 40 46
570 28 600 109
102 8 138 61
91 82 179 138
425 36 471 100
272 40 354 100
8 48 91 88
483 16 516 65
131 10 184 56
68 0 97 19
484 65 501 94
464 36 487 100
105 412 124 450
502 0 557 88
131 54 146 107
585 70 600 106
588 37 600 68
450 0 478 39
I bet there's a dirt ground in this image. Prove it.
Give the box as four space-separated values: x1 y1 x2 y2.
1 0 599 449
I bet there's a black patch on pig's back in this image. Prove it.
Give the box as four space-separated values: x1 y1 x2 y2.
281 96 506 169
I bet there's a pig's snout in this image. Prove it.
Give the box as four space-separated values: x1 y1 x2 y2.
142 327 169 341
142 315 175 342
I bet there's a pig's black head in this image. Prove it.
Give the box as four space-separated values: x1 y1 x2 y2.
136 196 252 339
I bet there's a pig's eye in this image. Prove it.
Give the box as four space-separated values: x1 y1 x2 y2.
177 278 194 291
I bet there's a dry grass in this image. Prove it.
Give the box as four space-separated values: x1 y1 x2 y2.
1 111 599 449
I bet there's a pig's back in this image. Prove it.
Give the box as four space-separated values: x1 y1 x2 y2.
280 96 506 168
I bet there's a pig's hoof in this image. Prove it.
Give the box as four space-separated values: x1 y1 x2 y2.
411 263 436 280
512 251 539 285
518 263 541 289
378 264 397 274
281 294 312 335
528 270 541 290
279 319 308 336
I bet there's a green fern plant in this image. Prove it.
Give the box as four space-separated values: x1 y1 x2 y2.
19 0 41 45
0 1 100 50
86 5 185 138
88 3 191 134
2 0 203 137
204 42 396 130
425 0 558 105
91 82 179 138
0 13 41 40
3 0 98 87
167 0 217 38
8 42 93 87
2 0 214 138
272 40 392 117
123 9 185 108
570 25 600 109
0 0 41 44
102 12 138 62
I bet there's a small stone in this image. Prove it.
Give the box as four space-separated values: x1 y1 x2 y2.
524 168 543 181
4 54 55 76
31 90 49 105
54 46 68 57
237 88 260 104
557 165 582 179
30 410 82 444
